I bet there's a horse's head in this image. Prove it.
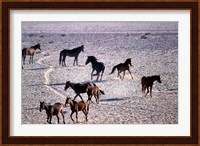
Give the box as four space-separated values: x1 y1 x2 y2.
64 81 70 90
85 56 90 65
37 44 41 50
126 58 132 66
156 75 162 83
65 97 72 106
39 101 45 112
32 43 41 50
85 56 97 65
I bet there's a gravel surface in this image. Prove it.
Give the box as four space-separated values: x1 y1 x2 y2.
22 22 178 124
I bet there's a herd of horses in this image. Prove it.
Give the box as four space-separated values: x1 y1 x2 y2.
23 43 162 124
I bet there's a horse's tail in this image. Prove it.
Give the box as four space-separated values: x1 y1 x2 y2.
22 48 26 56
110 65 117 74
59 51 62 66
141 76 146 84
99 90 105 95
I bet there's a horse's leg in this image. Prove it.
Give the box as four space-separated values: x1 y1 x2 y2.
78 94 84 101
74 56 78 66
87 92 92 103
91 69 94 80
128 69 133 79
56 115 60 124
75 111 78 123
76 56 78 66
47 115 49 123
145 87 149 97
96 93 99 104
74 94 79 100
82 110 88 121
31 55 33 64
118 72 122 79
63 55 66 67
122 71 125 80
32 55 34 64
150 85 153 97
61 55 64 66
29 55 31 64
23 55 26 65
61 111 65 124
96 73 100 81
70 111 75 123
142 85 145 97
73 57 76 66
100 68 105 81
49 115 52 124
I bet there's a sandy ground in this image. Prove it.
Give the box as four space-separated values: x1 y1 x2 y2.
22 22 178 124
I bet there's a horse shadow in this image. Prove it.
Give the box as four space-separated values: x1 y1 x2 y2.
100 97 129 102
23 67 48 71
49 83 65 86
81 80 108 84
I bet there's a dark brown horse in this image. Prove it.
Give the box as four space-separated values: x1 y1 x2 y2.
22 43 41 65
39 101 65 124
110 58 133 80
64 81 89 101
141 75 162 97
65 97 89 123
59 45 84 67
85 56 105 81
87 83 105 104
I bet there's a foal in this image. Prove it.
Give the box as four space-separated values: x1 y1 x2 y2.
65 97 89 123
141 75 162 97
87 83 105 104
110 58 133 80
39 101 65 124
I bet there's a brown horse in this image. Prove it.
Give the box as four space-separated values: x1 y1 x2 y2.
87 83 105 104
22 43 41 64
39 101 65 124
64 81 90 101
65 97 89 123
141 75 162 97
110 58 133 80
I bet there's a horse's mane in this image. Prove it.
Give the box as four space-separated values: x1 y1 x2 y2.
73 45 84 50
88 56 98 61
43 102 51 110
126 58 131 62
31 43 40 48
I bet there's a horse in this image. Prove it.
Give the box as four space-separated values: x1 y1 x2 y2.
65 97 89 123
87 83 105 104
22 43 41 65
141 75 162 97
59 45 84 67
64 81 90 101
110 58 133 80
85 56 105 81
39 101 65 124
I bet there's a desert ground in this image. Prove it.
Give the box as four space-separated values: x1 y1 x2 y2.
22 22 178 124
